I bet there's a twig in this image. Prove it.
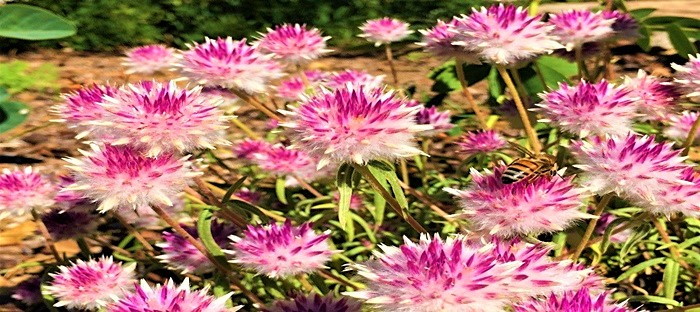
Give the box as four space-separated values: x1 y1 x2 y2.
111 211 155 253
31 209 62 263
496 66 542 153
455 58 488 128
570 193 614 261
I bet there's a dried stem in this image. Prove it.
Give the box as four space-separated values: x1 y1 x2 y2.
193 177 248 228
317 268 360 290
455 58 488 128
682 113 700 156
111 212 155 253
651 217 694 272
291 174 324 198
354 164 427 233
384 44 399 86
399 159 410 184
230 89 282 121
231 118 260 139
397 180 453 221
496 66 542 153
31 209 62 263
570 193 614 261
509 68 530 106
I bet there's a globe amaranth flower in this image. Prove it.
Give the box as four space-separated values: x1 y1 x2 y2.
457 130 507 156
359 17 414 46
42 207 99 240
64 144 200 213
549 10 615 50
256 24 332 63
672 54 700 98
572 134 690 205
515 288 636 312
418 19 479 62
415 106 453 136
53 84 116 137
281 84 430 168
229 220 335 278
445 166 590 237
157 221 235 274
122 44 177 75
0 167 56 223
46 257 136 310
202 86 240 111
452 4 563 65
233 138 273 160
234 188 263 205
664 111 700 142
251 143 334 183
323 69 385 90
603 10 639 40
108 278 241 312
276 70 329 101
623 70 679 121
94 81 229 157
263 293 362 312
176 37 284 94
536 80 638 137
641 167 700 217
344 234 519 312
12 277 42 306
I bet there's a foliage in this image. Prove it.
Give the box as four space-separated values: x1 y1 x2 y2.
0 60 58 94
0 4 75 40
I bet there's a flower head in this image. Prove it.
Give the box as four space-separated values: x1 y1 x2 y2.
457 130 507 155
176 37 284 94
446 166 590 237
47 257 136 310
256 24 331 63
94 81 229 156
157 221 236 274
672 54 700 98
234 188 263 205
415 106 453 136
263 293 362 312
549 10 615 50
276 70 328 101
359 17 414 46
64 144 199 213
53 84 116 133
282 84 429 167
122 44 177 74
251 144 322 178
229 220 334 278
418 19 477 61
515 288 636 312
452 4 562 65
323 69 384 90
12 277 42 306
537 80 638 137
642 168 700 217
233 139 273 160
603 10 639 40
664 111 700 142
572 134 690 204
42 208 99 240
344 234 517 311
623 70 679 121
108 278 241 312
0 167 56 222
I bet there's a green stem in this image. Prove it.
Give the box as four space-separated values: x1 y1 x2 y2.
570 193 614 260
496 66 542 153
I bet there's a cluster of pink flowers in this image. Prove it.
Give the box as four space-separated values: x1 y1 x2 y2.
623 70 679 121
233 139 333 184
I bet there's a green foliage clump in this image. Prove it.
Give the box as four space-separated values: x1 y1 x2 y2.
0 60 58 94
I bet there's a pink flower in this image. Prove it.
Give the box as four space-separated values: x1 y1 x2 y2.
344 234 518 311
229 220 335 278
53 84 116 136
359 17 414 46
64 144 200 212
122 44 177 74
664 111 700 142
47 257 136 310
515 288 637 312
251 144 331 182
12 277 42 306
233 139 273 160
644 168 700 217
452 4 562 65
276 70 328 101
537 80 638 137
256 24 332 63
457 130 507 155
281 84 430 167
0 167 56 223
94 81 229 156
108 278 241 312
623 70 679 121
603 10 639 40
418 19 478 61
672 54 700 98
572 134 690 205
176 37 284 94
323 69 384 90
234 188 263 205
549 10 615 50
157 221 235 274
446 166 590 237
415 106 453 136
263 293 362 312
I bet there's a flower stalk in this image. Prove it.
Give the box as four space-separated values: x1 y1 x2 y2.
496 65 542 153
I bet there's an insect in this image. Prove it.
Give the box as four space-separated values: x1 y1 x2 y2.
501 142 558 184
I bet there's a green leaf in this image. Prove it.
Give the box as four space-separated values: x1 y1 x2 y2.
275 177 288 204
662 259 680 299
367 160 408 214
197 208 231 269
336 164 354 231
677 235 700 250
600 218 627 254
487 66 504 100
0 4 76 40
666 23 698 58
0 100 29 133
620 223 651 260
352 213 377 243
616 257 666 282
645 16 700 29
222 176 247 205
428 60 490 93
637 25 652 51
630 8 656 21
628 295 681 307
536 56 577 87
372 189 386 226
